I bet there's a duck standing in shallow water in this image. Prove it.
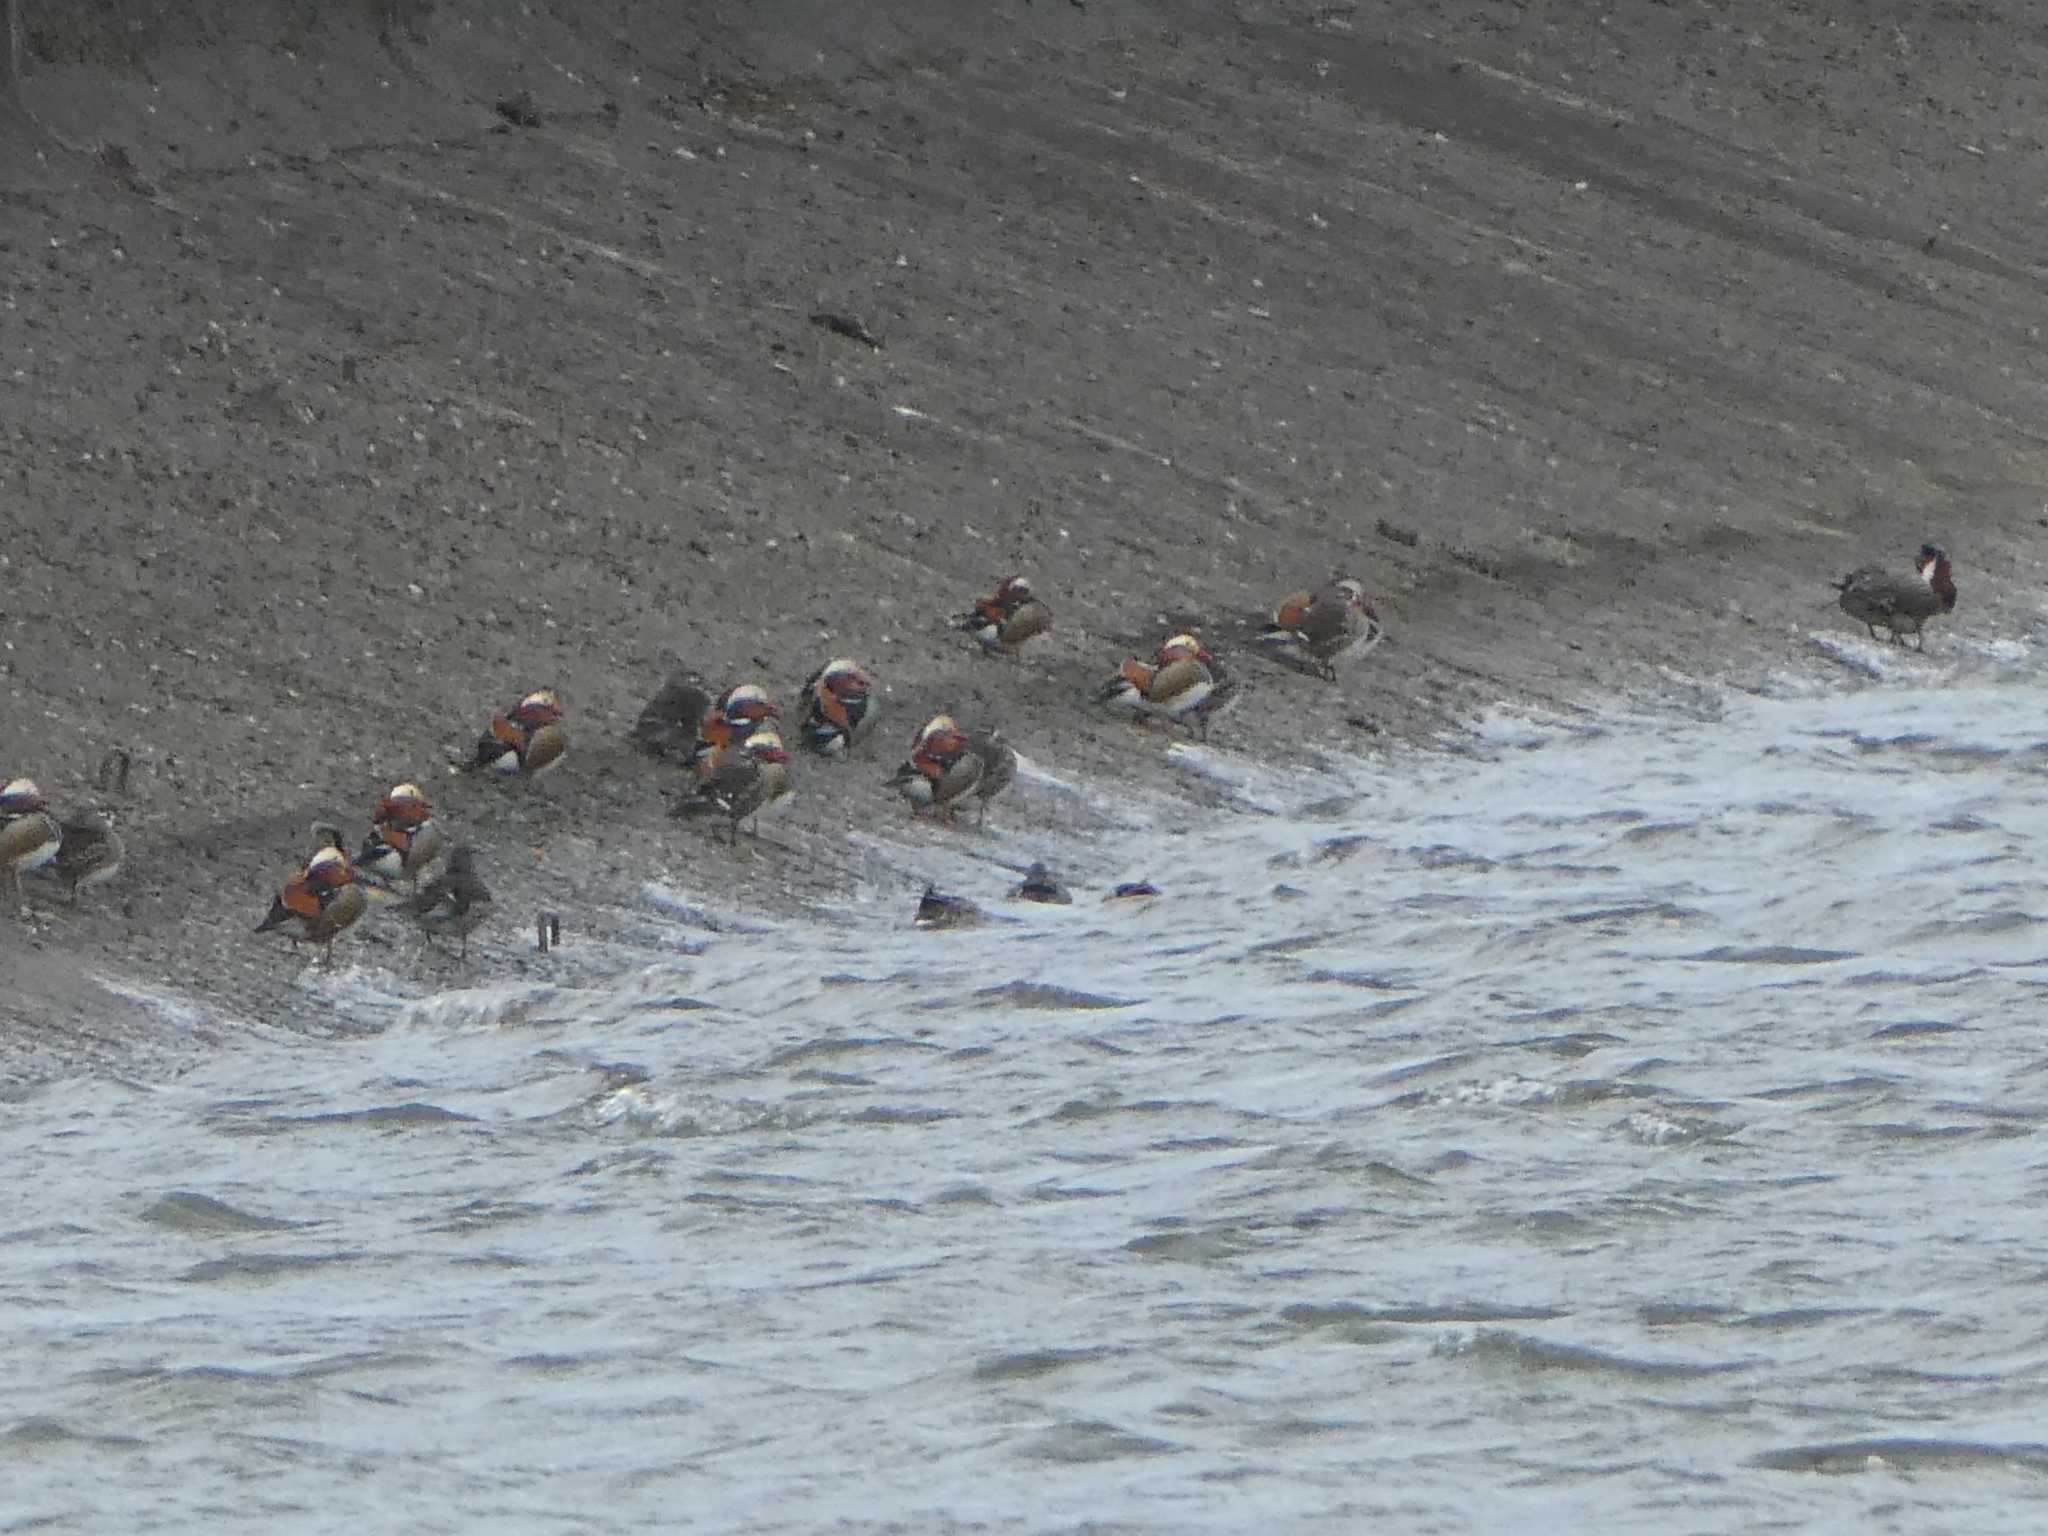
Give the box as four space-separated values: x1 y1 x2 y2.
672 728 793 843
958 575 1054 658
1014 862 1072 904
1099 633 1216 734
452 688 569 780
255 845 368 968
797 659 876 757
1833 545 1957 650
0 778 63 910
410 843 493 956
355 782 446 891
1257 578 1383 680
914 884 982 929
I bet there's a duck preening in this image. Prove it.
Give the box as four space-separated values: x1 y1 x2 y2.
255 845 368 968
1833 545 1957 650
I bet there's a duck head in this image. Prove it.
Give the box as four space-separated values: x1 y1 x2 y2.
740 728 791 766
307 845 353 888
719 683 778 730
1917 545 1957 612
509 689 564 728
818 658 870 696
912 712 959 751
376 782 433 824
0 777 46 815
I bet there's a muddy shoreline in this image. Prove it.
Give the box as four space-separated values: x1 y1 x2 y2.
2 0 2041 1088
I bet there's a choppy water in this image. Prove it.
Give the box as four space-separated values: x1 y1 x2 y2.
10 642 2048 1532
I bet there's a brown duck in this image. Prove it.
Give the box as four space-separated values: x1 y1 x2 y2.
410 843 494 955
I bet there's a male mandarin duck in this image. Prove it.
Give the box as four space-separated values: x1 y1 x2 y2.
1098 633 1217 733
453 688 569 779
888 714 1015 826
255 844 368 968
355 781 445 889
797 658 876 757
688 683 780 779
0 778 63 908
957 575 1053 657
1256 578 1383 680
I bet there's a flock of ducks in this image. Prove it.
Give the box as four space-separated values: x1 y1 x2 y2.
0 545 1956 969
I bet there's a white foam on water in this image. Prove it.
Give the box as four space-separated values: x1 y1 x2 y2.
14 645 2048 1530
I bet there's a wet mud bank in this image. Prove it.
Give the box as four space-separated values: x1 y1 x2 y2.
2 0 2044 1085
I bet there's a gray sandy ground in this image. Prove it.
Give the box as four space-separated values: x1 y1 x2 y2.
2 0 2042 1088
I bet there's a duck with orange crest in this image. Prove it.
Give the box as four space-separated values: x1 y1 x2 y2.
255 844 369 967
354 781 446 890
689 683 779 779
0 778 63 910
888 713 957 815
1099 633 1217 734
797 658 876 757
1257 577 1383 680
889 713 1016 826
672 728 794 844
957 575 1053 657
450 688 569 780
1833 544 1957 650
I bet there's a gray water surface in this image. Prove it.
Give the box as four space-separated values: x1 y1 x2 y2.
8 654 2048 1533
